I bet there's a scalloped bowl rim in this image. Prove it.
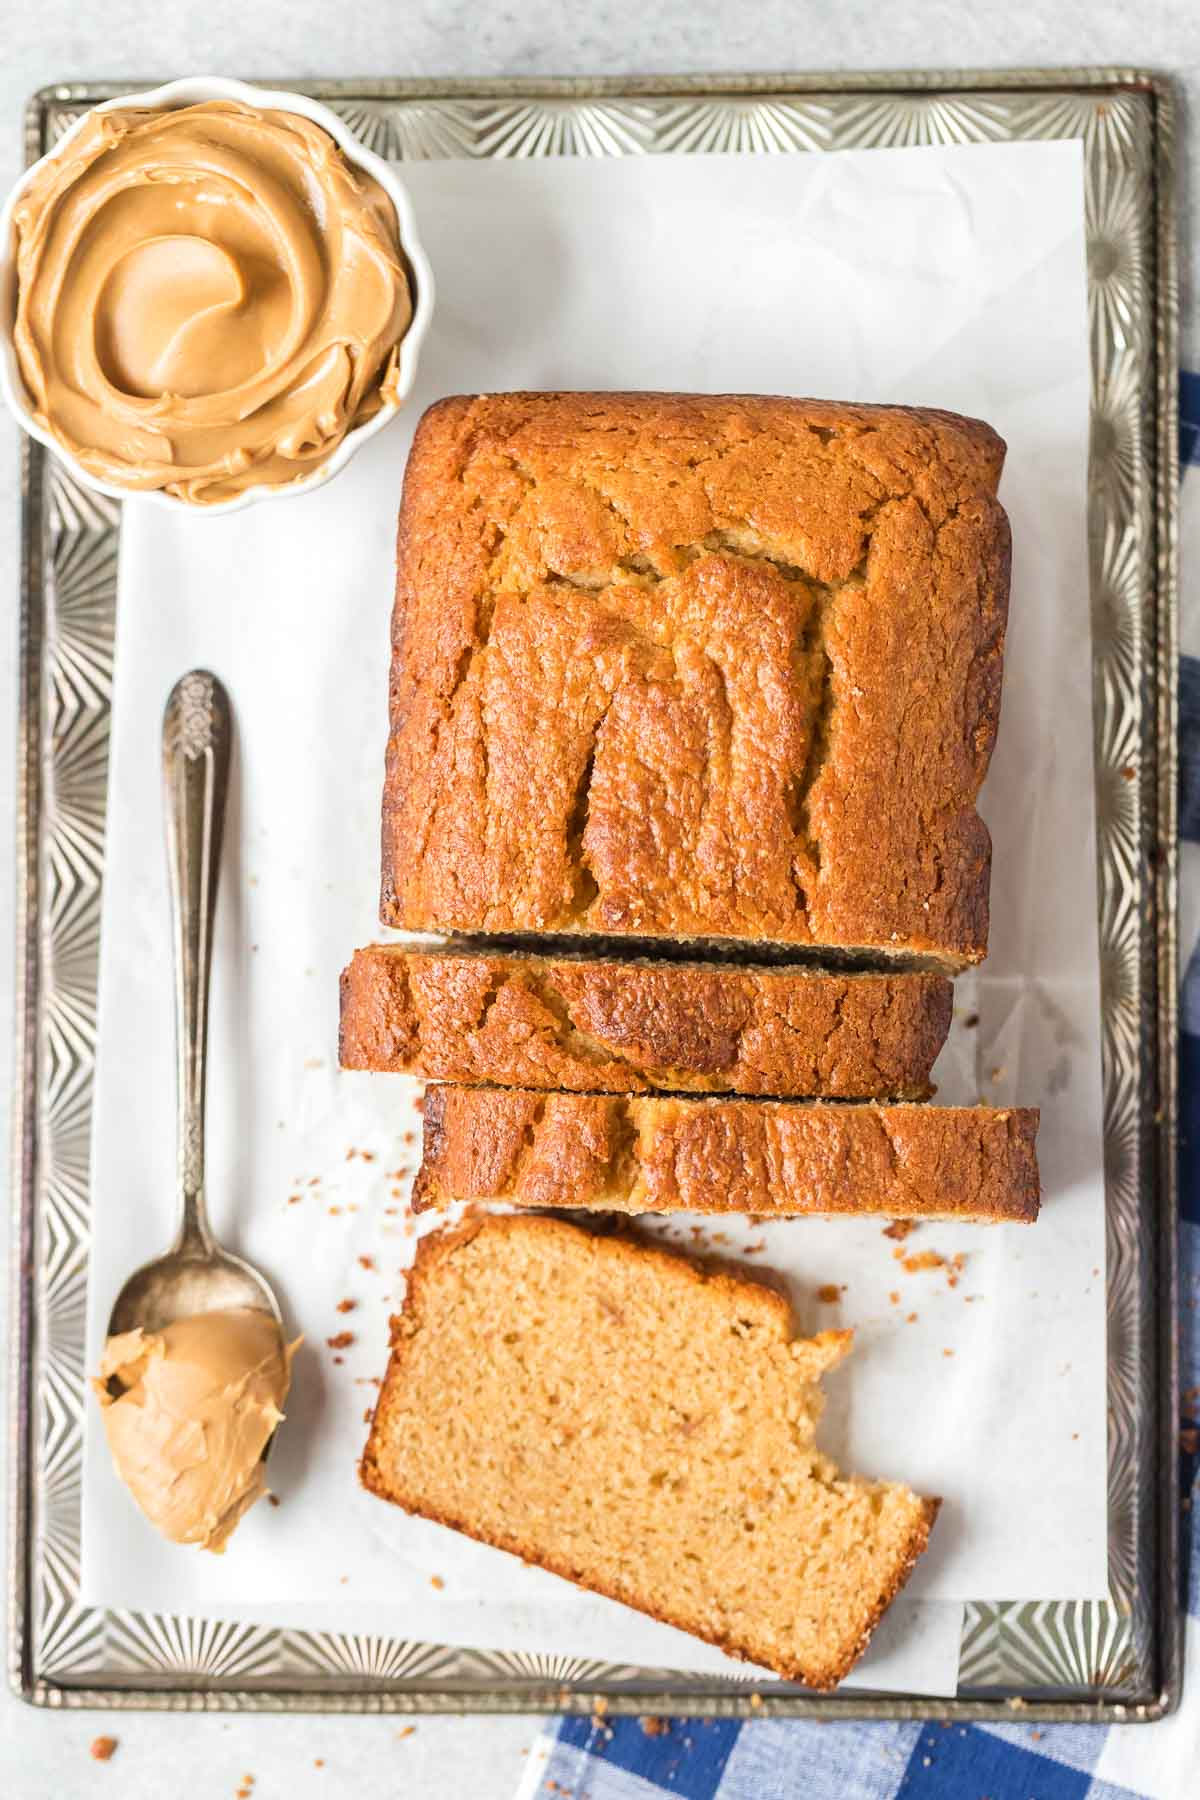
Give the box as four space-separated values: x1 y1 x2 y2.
0 76 435 516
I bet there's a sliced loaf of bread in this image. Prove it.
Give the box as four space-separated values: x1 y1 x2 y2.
360 1213 938 1688
413 1087 1040 1221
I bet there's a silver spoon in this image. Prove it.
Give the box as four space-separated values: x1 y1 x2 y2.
107 670 282 1339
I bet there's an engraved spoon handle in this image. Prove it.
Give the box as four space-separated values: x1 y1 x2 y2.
162 671 232 1257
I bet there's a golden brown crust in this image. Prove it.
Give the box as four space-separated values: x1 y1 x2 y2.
380 392 1010 964
360 1213 938 1689
413 1087 1040 1221
339 945 953 1098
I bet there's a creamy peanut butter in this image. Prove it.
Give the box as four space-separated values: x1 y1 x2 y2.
94 1307 297 1552
12 101 412 503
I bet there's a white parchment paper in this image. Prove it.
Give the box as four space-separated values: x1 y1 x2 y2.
80 142 1101 1694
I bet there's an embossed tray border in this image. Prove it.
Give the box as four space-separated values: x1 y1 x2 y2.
8 68 1180 1720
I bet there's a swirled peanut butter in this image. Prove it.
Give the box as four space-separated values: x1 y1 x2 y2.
12 101 413 504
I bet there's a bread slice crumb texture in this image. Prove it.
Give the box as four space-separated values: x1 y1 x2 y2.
361 1214 937 1688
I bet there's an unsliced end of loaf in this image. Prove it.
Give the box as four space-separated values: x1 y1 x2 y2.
413 1088 1041 1222
360 1213 938 1688
339 944 953 1098
381 391 1009 964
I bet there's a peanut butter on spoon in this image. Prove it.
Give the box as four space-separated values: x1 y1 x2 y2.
12 100 412 503
95 1309 297 1553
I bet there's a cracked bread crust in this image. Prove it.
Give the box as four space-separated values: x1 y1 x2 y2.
339 945 953 1097
360 1213 938 1689
381 392 1010 964
413 1087 1040 1221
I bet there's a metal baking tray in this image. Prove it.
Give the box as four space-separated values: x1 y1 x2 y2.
8 67 1179 1721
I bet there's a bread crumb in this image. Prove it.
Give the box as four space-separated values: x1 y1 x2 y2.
895 1249 946 1274
363 1407 373 1423
430 1574 445 1590
308 1176 321 1187
314 1760 324 1769
413 1096 425 1114
989 1064 1006 1082
639 1716 669 1736
336 1298 357 1314
815 1284 843 1304
397 1725 416 1740
888 1291 900 1304
333 1355 344 1365
906 1312 918 1323
943 1348 955 1358
90 1737 117 1761
964 1012 980 1028
882 1221 914 1242
328 1206 342 1216
287 1194 302 1205
744 1240 766 1255
358 1255 376 1271
403 1130 416 1145
326 1331 355 1351
361 1151 376 1162
267 1493 281 1508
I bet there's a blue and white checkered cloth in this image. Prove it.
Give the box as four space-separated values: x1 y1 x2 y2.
513 375 1200 1800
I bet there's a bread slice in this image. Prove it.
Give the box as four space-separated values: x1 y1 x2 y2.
360 1213 938 1688
340 945 953 1099
381 392 1010 967
413 1087 1040 1221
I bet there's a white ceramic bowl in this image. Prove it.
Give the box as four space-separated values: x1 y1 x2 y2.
0 76 435 515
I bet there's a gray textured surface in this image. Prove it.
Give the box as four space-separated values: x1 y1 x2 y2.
0 4 1195 1795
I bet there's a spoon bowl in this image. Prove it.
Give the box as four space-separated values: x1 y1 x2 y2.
107 1245 280 1340
105 670 285 1350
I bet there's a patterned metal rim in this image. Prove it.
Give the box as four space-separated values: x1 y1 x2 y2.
6 67 1180 1722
